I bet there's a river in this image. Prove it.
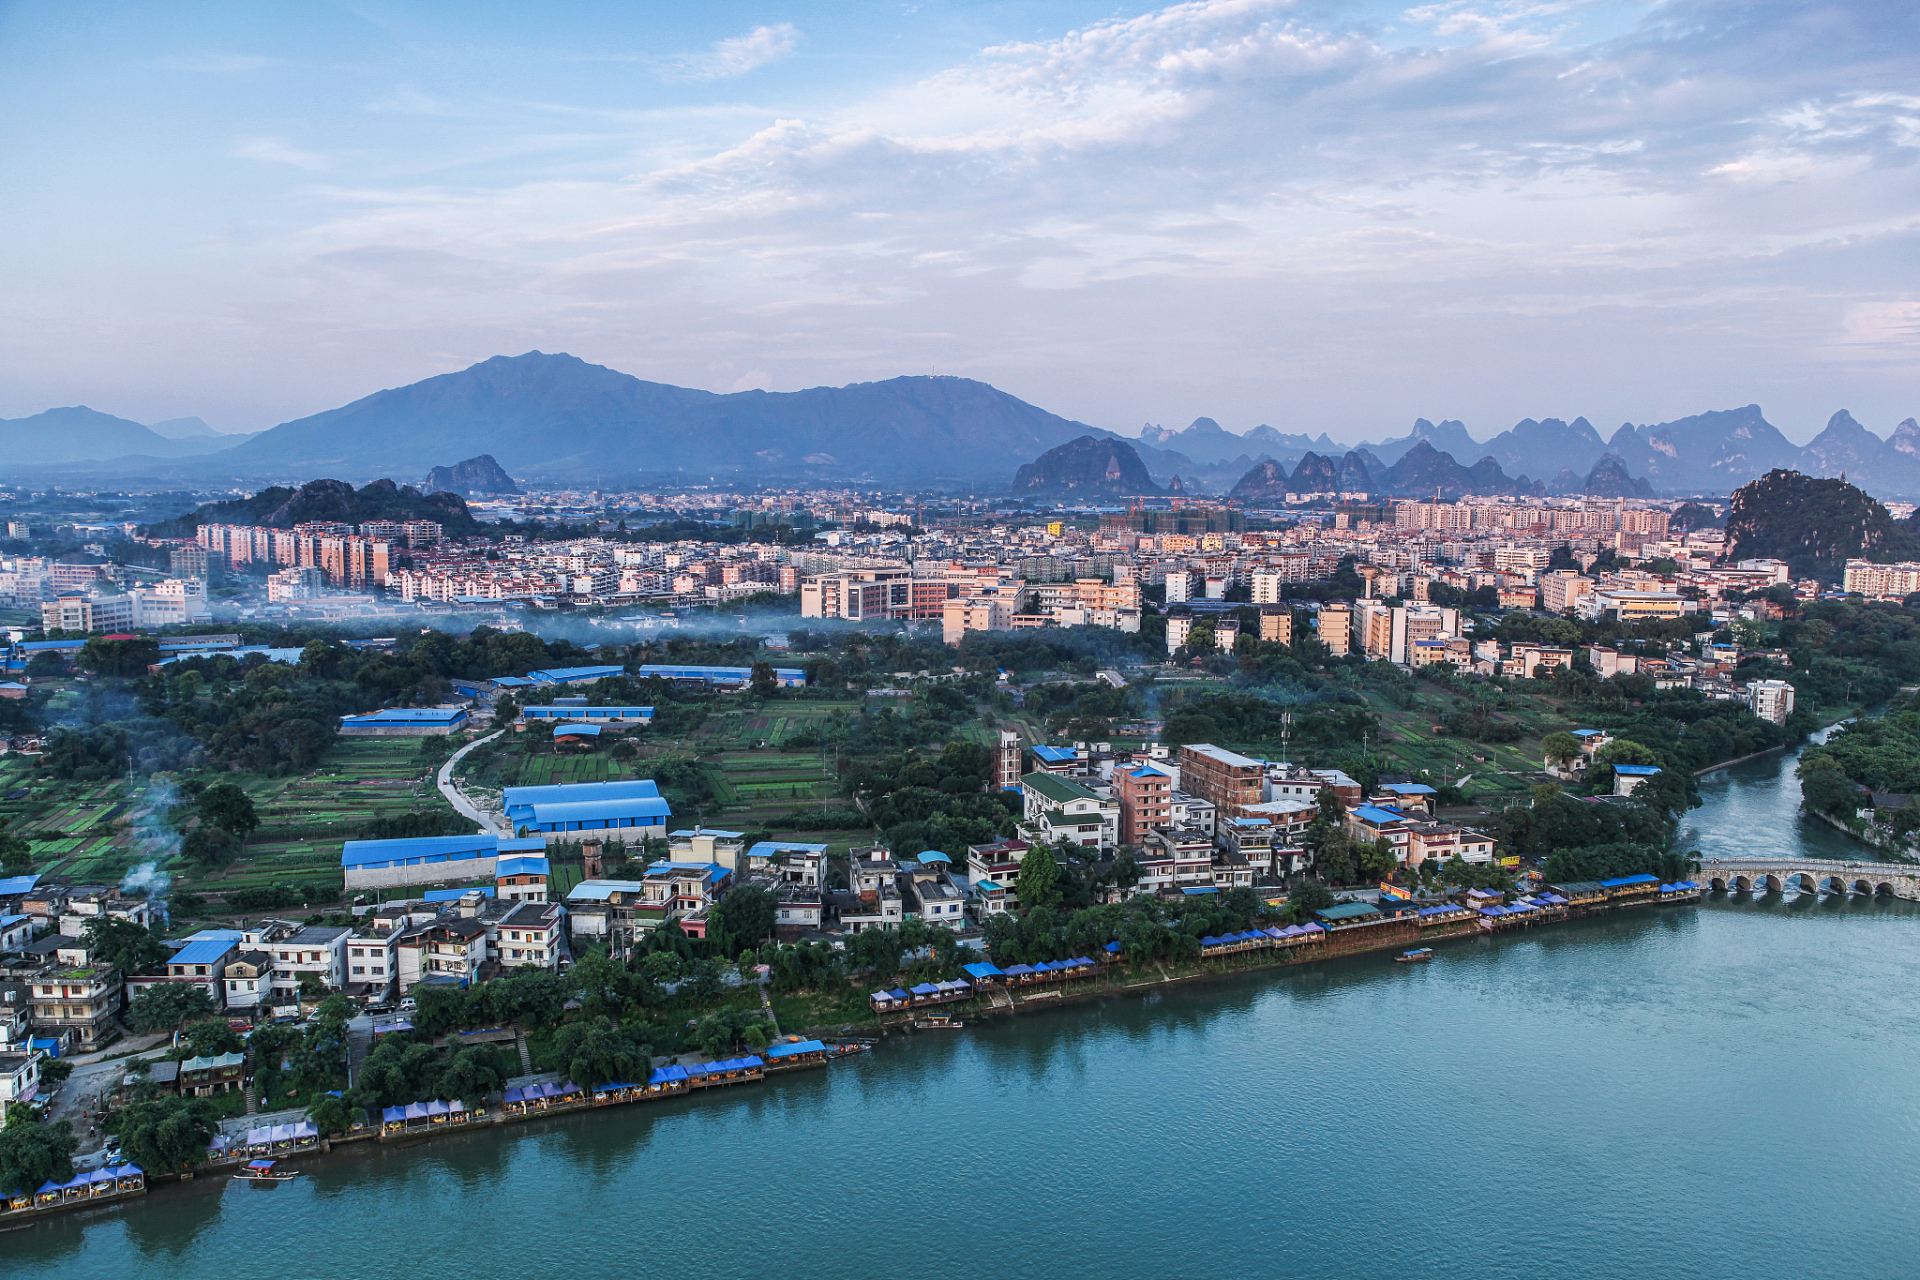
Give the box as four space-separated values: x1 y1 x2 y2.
10 738 1919 1280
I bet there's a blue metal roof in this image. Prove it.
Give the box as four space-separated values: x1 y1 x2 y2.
524 665 626 684
1352 804 1408 825
167 939 236 967
1612 764 1662 775
502 779 660 809
553 723 603 736
514 796 673 826
0 873 41 896
766 1039 827 1058
747 841 828 857
494 856 550 877
340 707 468 726
340 834 499 869
1031 745 1077 763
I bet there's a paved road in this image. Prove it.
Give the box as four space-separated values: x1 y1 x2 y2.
437 729 506 833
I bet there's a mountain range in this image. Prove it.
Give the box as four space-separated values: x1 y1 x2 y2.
6 352 1916 499
0 407 258 466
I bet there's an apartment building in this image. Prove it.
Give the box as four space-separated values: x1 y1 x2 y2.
1316 602 1351 656
1747 679 1796 725
1842 559 1920 598
1540 571 1594 614
1257 606 1292 644
31 964 118 1048
1179 743 1266 821
1115 765 1173 846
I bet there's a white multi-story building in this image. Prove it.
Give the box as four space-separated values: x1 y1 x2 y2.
1842 559 1920 599
1747 679 1796 725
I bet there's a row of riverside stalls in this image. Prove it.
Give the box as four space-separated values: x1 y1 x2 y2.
503 1081 583 1114
1198 925 1329 957
961 957 1099 987
379 1099 478 1136
870 978 972 1013
1475 891 1570 930
1659 880 1702 901
1548 874 1673 913
685 1056 765 1088
239 1121 322 1155
8 1165 145 1212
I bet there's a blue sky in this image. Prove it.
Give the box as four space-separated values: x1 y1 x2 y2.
2 0 1916 445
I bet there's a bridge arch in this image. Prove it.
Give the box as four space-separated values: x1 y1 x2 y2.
1709 876 1728 892
1819 875 1849 895
1733 875 1753 892
1785 872 1820 894
1853 879 1874 896
1878 882 1896 897
1763 874 1785 893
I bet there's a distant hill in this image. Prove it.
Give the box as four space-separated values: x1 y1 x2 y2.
1226 459 1289 503
1012 436 1160 496
1376 441 1539 499
424 454 520 496
220 352 1108 485
1583 453 1654 499
1361 418 1480 466
147 416 221 439
1725 469 1920 581
145 478 481 539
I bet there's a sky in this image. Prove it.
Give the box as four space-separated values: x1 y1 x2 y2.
1 0 1916 446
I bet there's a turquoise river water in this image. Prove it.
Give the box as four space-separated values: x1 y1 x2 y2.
6 740 1919 1280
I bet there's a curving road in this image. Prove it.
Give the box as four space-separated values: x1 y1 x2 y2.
437 729 506 833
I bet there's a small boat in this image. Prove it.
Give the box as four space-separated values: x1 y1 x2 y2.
233 1160 298 1183
1395 948 1434 964
913 1016 962 1029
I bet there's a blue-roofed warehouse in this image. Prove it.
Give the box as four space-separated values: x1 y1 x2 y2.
339 707 470 736
521 704 654 725
341 833 504 891
503 779 672 842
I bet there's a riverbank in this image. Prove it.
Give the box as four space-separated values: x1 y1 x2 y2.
2 885 1706 1230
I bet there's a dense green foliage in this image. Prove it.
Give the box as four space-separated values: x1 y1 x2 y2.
1726 469 1920 581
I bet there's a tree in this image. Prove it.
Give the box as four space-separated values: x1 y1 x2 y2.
181 824 238 869
1541 731 1581 767
182 1018 243 1059
308 1093 353 1136
196 781 259 838
82 916 168 975
1357 836 1398 881
711 885 778 950
108 1096 216 1173
0 1113 75 1195
548 1019 650 1092
1592 739 1660 770
433 1047 503 1101
1016 844 1063 912
0 830 29 877
127 982 214 1033
749 661 778 698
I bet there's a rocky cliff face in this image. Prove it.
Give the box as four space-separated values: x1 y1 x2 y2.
425 454 520 495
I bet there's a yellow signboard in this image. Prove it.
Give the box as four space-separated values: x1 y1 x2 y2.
1379 882 1410 900
1499 856 1520 868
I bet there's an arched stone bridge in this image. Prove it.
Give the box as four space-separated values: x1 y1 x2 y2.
1697 858 1920 901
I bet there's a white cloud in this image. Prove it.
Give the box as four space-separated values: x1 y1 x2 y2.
229 138 328 170
669 23 801 82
